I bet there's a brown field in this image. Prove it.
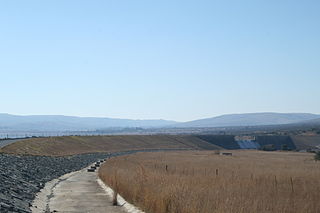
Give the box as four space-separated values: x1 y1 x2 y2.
99 150 320 213
0 135 220 156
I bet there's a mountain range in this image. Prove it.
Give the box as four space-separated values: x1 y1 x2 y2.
175 113 320 128
0 113 177 131
0 112 319 132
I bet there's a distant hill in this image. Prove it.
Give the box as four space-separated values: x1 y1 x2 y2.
177 113 320 128
0 113 178 131
1 112 319 133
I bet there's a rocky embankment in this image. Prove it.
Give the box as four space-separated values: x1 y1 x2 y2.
0 152 113 213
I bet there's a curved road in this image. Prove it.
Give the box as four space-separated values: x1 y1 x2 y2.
32 166 128 213
0 139 25 148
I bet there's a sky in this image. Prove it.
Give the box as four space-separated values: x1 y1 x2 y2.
0 0 319 122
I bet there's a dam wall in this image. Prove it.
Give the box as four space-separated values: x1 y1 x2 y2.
196 135 240 149
237 140 261 149
197 135 297 150
256 136 296 150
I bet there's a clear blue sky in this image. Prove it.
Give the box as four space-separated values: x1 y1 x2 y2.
0 0 319 121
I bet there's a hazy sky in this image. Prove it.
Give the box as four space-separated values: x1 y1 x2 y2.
0 0 319 121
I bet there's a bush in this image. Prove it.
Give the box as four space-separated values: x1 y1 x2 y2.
262 144 276 151
315 151 320 161
281 144 289 151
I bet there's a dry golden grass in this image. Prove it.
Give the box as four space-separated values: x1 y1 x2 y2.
99 150 320 213
0 135 220 156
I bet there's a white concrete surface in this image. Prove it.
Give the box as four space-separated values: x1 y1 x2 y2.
32 166 129 213
0 138 25 148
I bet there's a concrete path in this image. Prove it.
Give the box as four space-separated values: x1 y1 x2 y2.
0 138 25 148
32 167 127 213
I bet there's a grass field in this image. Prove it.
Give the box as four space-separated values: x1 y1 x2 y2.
0 135 220 156
99 150 320 213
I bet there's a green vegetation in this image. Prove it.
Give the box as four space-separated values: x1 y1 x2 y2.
261 144 276 151
315 151 320 161
281 144 289 151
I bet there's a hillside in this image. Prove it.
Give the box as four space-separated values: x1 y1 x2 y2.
1 133 319 156
177 113 320 128
299 118 320 125
0 135 221 156
291 135 320 150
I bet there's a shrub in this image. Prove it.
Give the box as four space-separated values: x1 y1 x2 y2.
262 144 276 151
315 151 320 161
281 144 288 151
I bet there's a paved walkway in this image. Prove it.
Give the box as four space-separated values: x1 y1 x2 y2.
32 167 127 213
0 139 25 148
